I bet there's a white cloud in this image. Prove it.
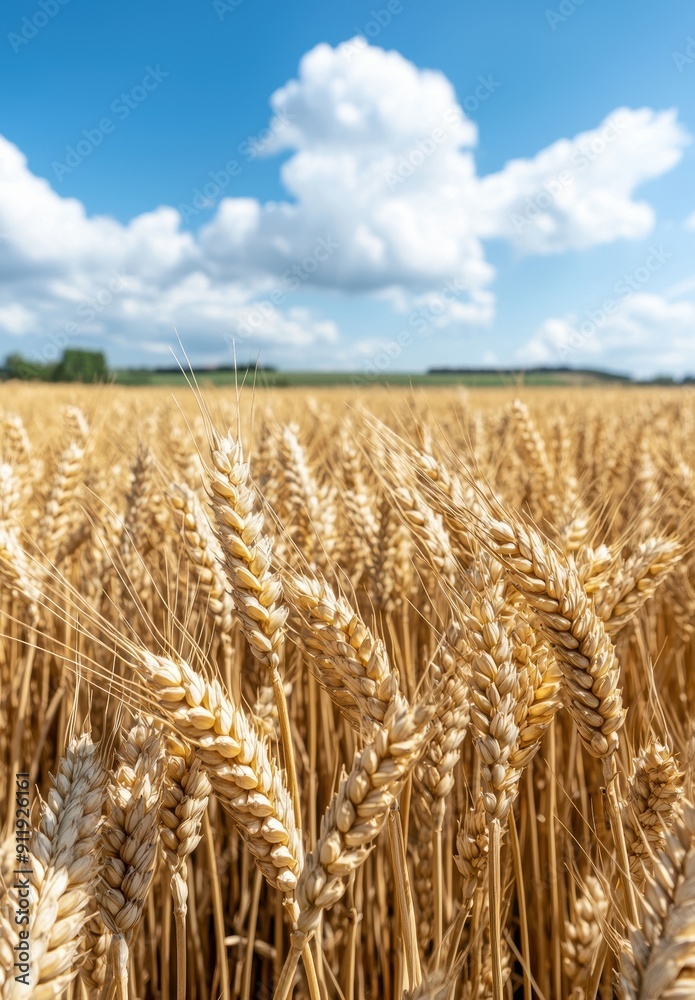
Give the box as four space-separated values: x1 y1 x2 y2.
520 292 695 376
0 38 689 366
478 108 689 253
0 303 35 336
263 40 478 154
685 211 695 230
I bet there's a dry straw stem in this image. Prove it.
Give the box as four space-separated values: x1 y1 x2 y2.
620 801 695 998
9 734 106 1000
273 696 433 1000
624 739 684 883
286 573 400 731
98 721 165 999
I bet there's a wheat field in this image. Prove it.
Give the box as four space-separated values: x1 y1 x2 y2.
0 381 693 1000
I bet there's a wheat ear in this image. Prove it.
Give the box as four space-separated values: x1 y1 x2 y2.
98 721 165 1000
78 911 111 998
38 416 89 561
461 578 520 1000
160 734 211 1000
277 423 320 560
286 573 400 731
509 399 556 515
168 484 234 632
596 537 682 635
509 621 562 770
620 801 695 998
1 735 105 1000
562 874 608 999
0 463 22 527
413 628 469 950
393 482 458 582
127 648 302 893
206 431 301 830
479 506 638 924
624 739 683 885
0 528 41 623
1 412 32 467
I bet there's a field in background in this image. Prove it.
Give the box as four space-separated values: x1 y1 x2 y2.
111 367 636 388
0 382 693 1000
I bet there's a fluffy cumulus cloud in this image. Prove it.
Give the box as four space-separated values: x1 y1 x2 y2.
519 291 695 377
478 108 688 253
0 38 690 366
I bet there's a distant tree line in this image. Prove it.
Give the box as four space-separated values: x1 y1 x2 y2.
2 349 109 382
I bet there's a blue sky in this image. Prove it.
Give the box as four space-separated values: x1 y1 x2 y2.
1 0 694 374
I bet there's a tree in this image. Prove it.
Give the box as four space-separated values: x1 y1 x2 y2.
52 349 108 383
4 353 50 380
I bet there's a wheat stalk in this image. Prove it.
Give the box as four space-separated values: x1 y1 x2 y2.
274 696 432 1000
